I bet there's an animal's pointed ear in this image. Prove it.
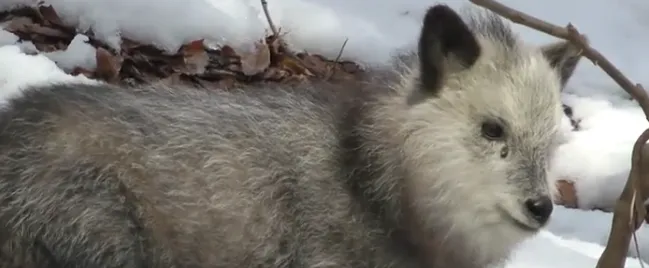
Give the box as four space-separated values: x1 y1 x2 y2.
540 41 583 91
414 5 481 100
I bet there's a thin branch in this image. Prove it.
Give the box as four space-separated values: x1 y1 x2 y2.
470 0 649 121
632 211 646 268
326 37 349 80
260 0 279 38
596 129 649 268
468 1 649 268
259 0 325 78
260 0 289 53
333 38 349 63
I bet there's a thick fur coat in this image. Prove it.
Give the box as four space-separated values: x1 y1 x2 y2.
0 5 583 268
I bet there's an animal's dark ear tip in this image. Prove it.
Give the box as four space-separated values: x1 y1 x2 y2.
423 4 462 26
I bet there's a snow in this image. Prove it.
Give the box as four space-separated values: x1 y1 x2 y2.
42 34 97 72
1 0 649 267
0 45 96 104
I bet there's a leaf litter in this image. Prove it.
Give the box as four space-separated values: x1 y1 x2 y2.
0 4 366 90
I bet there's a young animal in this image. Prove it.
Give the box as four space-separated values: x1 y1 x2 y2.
0 4 582 268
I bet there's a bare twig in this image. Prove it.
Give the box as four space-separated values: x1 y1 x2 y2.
632 216 646 268
326 37 349 80
260 0 279 38
259 0 322 77
260 0 290 53
469 0 649 268
470 0 649 120
596 129 649 268
333 38 349 63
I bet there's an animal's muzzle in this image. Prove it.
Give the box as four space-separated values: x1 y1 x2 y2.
523 196 553 225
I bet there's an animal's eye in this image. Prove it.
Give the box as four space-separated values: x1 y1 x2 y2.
481 121 505 140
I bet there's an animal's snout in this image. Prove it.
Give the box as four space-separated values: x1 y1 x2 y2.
524 196 553 225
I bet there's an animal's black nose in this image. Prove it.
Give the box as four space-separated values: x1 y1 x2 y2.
525 196 553 225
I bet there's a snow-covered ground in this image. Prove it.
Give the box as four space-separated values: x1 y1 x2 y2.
1 0 649 267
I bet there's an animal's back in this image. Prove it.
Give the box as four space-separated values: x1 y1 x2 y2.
0 81 381 267
0 4 586 268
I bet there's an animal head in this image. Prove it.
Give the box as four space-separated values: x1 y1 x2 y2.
391 4 583 260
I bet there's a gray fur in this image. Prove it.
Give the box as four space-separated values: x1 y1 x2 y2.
0 4 582 268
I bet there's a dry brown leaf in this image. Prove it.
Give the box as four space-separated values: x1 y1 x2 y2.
95 47 123 83
70 66 95 78
179 39 205 56
300 54 330 75
220 45 239 58
37 5 65 28
119 38 165 56
0 5 369 89
262 67 288 81
32 43 60 53
340 61 361 73
180 54 209 75
5 16 35 33
555 179 578 208
5 15 70 40
278 56 313 76
282 74 309 86
119 61 161 85
207 46 237 67
239 41 271 76
29 24 70 39
172 39 209 75
120 38 144 53
326 66 357 82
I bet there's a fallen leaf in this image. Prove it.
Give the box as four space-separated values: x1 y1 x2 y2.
0 5 372 90
70 66 95 78
175 40 209 75
239 41 271 76
340 61 362 73
278 55 313 76
120 38 151 54
178 39 204 55
4 15 72 41
555 179 578 208
300 54 330 76
282 74 309 86
220 45 239 58
32 43 60 53
119 61 161 85
5 16 35 33
37 5 65 28
325 66 357 82
95 47 123 83
262 67 288 81
29 24 71 39
126 51 174 79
